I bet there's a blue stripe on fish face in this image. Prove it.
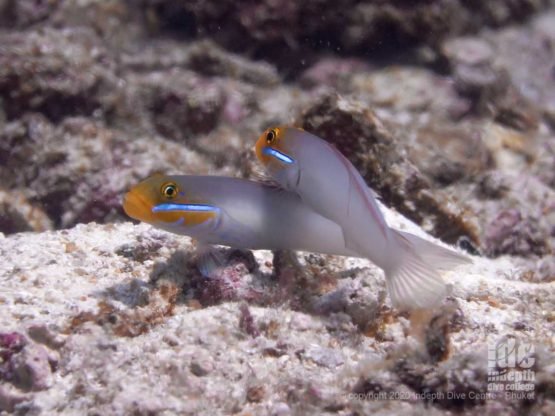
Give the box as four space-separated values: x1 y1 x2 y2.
262 147 295 164
152 203 220 213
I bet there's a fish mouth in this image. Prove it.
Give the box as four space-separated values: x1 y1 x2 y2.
123 190 154 223
262 147 295 164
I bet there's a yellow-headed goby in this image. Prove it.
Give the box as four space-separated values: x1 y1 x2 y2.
123 174 361 257
255 126 472 310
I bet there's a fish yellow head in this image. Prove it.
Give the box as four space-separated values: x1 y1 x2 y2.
256 126 306 191
123 174 219 230
255 126 297 168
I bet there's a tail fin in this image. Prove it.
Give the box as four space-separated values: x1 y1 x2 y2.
385 230 472 310
396 230 472 269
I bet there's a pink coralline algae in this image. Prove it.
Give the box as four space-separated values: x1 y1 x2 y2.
0 332 27 381
0 333 27 373
1 332 56 392
192 249 265 306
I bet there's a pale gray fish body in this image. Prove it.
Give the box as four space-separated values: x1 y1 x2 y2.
271 130 394 269
263 128 471 310
160 176 361 257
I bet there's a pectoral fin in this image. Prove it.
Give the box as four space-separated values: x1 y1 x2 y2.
211 210 261 249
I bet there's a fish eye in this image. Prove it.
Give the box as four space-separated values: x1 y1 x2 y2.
161 182 178 199
266 129 277 144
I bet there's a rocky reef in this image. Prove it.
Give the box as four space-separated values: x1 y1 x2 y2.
0 1 554 414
